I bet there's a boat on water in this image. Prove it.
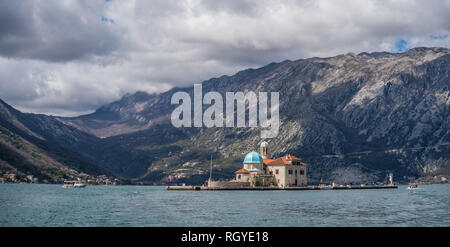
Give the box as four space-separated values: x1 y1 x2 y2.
408 183 418 190
63 181 87 188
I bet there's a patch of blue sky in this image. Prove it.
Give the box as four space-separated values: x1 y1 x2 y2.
101 16 115 24
394 39 409 52
430 34 448 40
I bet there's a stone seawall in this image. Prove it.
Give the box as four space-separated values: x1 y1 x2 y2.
208 181 251 188
167 185 398 190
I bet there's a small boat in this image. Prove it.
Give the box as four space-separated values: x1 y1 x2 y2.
408 183 418 190
63 181 87 188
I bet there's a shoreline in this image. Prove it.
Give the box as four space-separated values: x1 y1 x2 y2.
167 185 399 191
1 181 449 186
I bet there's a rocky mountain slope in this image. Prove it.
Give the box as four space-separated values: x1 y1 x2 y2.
0 99 114 183
1 47 449 184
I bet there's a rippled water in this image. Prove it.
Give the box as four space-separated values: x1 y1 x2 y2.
0 184 449 226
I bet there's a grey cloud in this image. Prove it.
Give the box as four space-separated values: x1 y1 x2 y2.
0 0 449 116
0 0 121 62
197 0 261 16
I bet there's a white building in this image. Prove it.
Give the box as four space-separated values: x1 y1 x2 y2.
235 141 308 187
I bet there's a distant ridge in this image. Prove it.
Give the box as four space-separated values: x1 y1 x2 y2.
1 47 449 184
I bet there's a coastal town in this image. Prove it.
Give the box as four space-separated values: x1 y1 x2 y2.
1 142 447 187
0 172 121 185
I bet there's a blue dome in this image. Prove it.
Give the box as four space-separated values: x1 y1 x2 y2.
243 152 263 164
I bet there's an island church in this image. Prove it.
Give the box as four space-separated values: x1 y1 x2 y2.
234 141 308 187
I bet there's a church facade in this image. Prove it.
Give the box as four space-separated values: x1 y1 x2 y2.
235 141 308 188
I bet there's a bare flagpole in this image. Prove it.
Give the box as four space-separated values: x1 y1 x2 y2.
208 154 213 186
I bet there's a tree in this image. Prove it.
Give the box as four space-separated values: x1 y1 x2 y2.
253 177 261 187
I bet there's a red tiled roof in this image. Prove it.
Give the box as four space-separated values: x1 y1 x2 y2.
266 155 308 166
235 168 250 174
266 157 290 165
286 154 301 161
263 158 275 164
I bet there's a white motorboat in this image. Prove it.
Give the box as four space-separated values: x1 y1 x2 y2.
63 181 87 188
408 183 418 190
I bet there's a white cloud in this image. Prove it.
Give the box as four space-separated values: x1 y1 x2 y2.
0 0 449 116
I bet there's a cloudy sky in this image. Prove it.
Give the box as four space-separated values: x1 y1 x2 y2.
0 0 449 116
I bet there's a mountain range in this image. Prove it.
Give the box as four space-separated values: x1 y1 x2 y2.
1 47 449 184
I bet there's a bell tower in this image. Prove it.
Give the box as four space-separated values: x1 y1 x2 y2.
260 141 270 159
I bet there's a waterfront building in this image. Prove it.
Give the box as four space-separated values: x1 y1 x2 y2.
7 173 17 182
235 142 308 187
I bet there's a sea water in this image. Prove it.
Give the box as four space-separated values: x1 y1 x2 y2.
0 183 449 226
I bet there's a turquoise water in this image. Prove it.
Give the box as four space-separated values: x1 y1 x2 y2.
0 184 449 226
